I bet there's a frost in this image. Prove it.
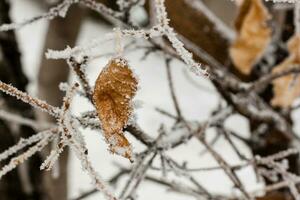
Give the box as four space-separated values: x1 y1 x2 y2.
0 0 76 32
0 81 60 117
0 133 54 179
0 130 52 162
40 140 65 171
46 34 115 59
0 110 54 130
45 0 209 76
1 0 300 199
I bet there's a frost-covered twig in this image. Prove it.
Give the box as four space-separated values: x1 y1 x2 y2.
0 129 56 163
67 57 93 100
79 0 123 20
119 127 167 199
45 83 80 170
2 0 300 199
58 83 117 200
121 153 157 199
0 81 60 117
0 79 117 199
46 0 209 76
64 126 117 200
45 34 115 60
153 0 208 76
0 0 77 31
199 136 251 200
0 131 54 179
0 109 54 130
256 153 300 199
163 155 212 198
40 139 66 171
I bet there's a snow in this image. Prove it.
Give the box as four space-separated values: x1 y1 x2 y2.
8 1 264 199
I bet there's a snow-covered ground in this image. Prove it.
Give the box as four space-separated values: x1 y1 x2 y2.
9 1 268 199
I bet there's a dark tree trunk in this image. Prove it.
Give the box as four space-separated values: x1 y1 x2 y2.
0 0 46 199
37 4 85 200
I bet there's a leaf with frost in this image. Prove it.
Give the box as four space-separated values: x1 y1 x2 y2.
230 0 271 75
93 57 138 161
272 34 300 108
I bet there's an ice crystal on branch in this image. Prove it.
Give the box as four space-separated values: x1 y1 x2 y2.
2 0 300 199
0 81 60 117
0 0 77 31
43 0 209 76
0 130 54 163
0 132 54 179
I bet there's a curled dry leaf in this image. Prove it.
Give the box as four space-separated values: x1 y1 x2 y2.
230 0 271 75
93 57 138 161
271 34 300 108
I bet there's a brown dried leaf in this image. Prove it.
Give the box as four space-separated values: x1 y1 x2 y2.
271 34 300 108
230 0 271 75
93 57 138 161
